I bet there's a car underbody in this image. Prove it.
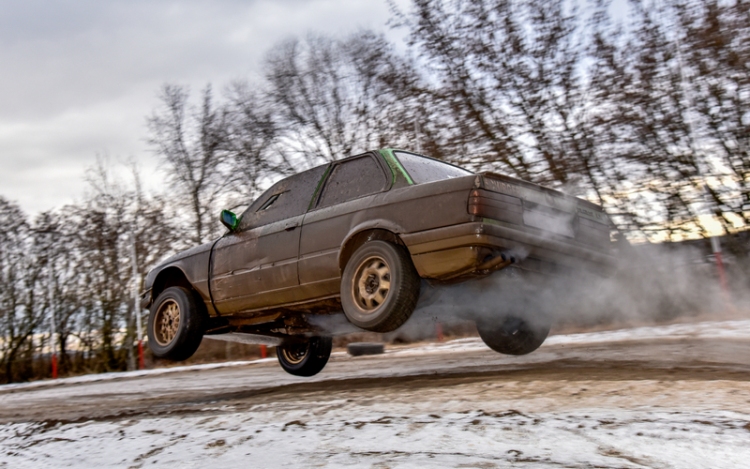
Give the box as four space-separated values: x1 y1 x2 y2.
140 149 614 375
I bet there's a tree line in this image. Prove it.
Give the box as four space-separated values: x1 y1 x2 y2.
1 0 748 383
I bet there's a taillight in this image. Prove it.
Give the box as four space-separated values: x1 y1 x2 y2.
468 189 523 225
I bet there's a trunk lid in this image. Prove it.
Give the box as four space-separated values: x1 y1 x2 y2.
471 173 611 250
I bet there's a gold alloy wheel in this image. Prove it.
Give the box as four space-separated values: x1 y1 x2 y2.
153 299 181 346
352 255 391 313
280 343 308 365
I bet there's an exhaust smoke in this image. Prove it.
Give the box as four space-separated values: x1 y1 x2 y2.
311 242 748 342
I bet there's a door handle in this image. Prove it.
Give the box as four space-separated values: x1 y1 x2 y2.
284 222 298 231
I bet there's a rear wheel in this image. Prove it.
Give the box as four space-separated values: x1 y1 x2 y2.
276 336 332 377
476 316 550 355
147 286 206 361
341 240 420 333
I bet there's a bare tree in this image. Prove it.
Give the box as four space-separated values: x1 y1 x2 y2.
0 197 46 383
264 31 432 163
78 159 183 372
394 0 603 187
222 83 289 208
588 0 750 241
676 0 750 231
147 84 229 245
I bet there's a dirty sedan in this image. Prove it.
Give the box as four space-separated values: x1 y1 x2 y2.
140 149 614 376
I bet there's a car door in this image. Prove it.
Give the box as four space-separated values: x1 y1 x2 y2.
210 165 329 314
297 153 390 298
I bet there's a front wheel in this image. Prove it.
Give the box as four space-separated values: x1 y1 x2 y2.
476 316 550 355
147 286 206 361
341 240 420 333
276 336 332 377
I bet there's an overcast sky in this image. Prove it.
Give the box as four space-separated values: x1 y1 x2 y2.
0 0 407 215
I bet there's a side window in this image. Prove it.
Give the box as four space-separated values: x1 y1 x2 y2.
317 156 386 209
238 165 328 230
395 151 472 184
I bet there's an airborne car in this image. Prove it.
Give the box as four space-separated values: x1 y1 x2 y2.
141 149 613 376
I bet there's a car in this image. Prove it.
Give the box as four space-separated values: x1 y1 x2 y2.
140 149 614 376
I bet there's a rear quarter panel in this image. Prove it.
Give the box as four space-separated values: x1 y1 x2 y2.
298 175 477 285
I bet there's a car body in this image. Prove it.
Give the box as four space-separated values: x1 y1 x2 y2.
141 149 614 375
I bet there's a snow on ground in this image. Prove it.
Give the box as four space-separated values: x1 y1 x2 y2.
0 358 278 393
1 319 750 468
1 405 749 468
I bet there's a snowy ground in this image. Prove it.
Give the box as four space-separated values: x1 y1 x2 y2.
4 405 749 468
1 320 749 468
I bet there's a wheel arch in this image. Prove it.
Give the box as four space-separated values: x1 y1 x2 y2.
152 267 193 301
338 228 407 274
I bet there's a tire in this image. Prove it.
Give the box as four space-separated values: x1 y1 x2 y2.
276 336 333 377
347 342 385 357
147 286 207 361
341 240 420 333
476 316 550 356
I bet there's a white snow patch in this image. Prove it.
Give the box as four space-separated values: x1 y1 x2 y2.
1 319 749 467
0 358 277 393
1 407 748 468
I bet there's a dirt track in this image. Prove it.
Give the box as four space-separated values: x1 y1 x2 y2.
2 330 750 468
1 336 749 424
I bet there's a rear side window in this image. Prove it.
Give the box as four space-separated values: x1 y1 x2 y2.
395 151 472 184
239 165 328 230
317 156 386 209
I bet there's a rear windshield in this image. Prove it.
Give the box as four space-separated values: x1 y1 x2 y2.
395 151 472 184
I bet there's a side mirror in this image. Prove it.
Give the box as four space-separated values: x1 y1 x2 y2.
220 210 238 231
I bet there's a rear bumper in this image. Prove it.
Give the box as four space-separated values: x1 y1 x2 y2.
401 220 615 279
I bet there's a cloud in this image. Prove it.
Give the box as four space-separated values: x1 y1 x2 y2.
0 0 407 214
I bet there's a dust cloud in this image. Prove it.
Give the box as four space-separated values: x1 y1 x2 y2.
311 242 747 341
413 244 744 336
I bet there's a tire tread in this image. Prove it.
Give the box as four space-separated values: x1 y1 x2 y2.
341 240 420 333
148 286 206 361
476 317 549 356
276 337 332 377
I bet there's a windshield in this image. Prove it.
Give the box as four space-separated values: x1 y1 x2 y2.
394 151 472 184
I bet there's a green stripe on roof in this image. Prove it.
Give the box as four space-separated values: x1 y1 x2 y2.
379 148 414 185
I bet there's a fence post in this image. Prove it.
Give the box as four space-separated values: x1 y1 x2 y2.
132 235 145 370
48 266 58 379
